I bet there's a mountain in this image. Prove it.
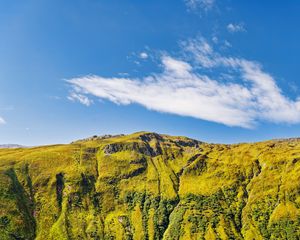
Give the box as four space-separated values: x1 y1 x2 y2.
0 144 25 149
0 132 300 240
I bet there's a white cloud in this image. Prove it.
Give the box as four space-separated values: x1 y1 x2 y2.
185 0 215 11
68 92 93 106
0 117 6 125
67 38 300 128
139 52 148 59
227 23 246 33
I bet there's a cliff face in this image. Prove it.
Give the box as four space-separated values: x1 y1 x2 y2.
1 132 300 240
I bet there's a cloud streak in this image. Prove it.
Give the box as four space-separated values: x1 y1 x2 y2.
185 0 215 11
67 38 300 128
68 92 93 106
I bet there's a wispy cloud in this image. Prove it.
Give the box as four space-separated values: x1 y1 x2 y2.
227 23 246 33
185 0 215 11
0 117 6 125
68 92 93 106
67 37 300 128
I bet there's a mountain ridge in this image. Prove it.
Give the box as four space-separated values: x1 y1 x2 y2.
0 131 300 239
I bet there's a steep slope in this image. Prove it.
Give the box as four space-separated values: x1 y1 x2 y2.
0 132 300 239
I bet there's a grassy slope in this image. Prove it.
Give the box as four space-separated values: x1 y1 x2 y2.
0 132 300 239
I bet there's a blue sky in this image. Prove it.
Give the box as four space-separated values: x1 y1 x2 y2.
1 0 300 145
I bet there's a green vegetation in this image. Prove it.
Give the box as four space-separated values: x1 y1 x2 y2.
1 132 300 239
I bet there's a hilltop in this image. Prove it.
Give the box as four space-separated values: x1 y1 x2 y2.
0 131 300 239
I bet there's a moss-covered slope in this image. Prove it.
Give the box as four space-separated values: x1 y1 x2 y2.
1 132 300 239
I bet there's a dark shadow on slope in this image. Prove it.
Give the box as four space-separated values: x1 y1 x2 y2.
5 168 36 240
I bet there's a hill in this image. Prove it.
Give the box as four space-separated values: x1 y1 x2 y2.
0 132 300 239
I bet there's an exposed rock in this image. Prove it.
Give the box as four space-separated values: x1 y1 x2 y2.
72 134 125 143
139 132 163 142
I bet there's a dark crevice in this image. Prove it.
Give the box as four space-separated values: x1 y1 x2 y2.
81 173 96 195
240 158 263 239
120 164 147 179
56 173 65 211
95 155 99 179
149 157 161 196
178 153 207 177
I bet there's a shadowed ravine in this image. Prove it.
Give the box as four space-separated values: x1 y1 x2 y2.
1 132 300 239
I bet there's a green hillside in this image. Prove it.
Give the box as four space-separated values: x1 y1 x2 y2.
1 132 300 240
